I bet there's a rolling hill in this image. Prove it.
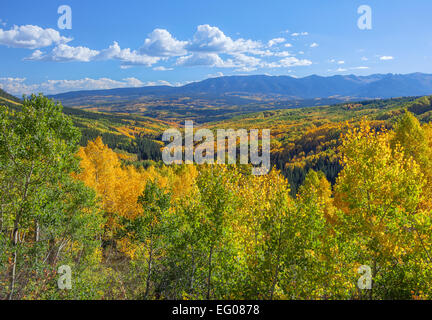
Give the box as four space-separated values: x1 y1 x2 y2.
4 85 432 192
47 73 432 123
0 88 21 107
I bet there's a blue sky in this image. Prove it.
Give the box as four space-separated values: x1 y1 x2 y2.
1 0 432 95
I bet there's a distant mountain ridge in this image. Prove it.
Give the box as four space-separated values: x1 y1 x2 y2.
49 73 432 100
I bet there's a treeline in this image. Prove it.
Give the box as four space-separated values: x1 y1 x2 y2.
64 106 140 125
77 126 162 162
272 124 343 195
78 127 131 149
1 94 432 300
63 105 163 161
124 136 162 161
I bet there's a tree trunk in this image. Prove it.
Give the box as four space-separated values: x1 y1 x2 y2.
144 230 154 299
8 226 19 300
370 258 376 300
47 238 57 266
34 221 40 242
189 251 196 292
206 245 214 300
269 256 281 300
8 162 33 299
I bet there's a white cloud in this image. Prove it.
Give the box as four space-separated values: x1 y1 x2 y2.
97 41 123 60
361 56 368 61
380 56 394 60
122 77 145 87
0 25 71 49
251 49 273 56
273 51 291 57
231 53 261 67
0 77 146 95
142 80 172 86
0 77 28 96
236 66 258 72
248 49 291 57
26 41 161 66
153 66 173 71
140 29 187 57
30 42 161 66
53 44 99 62
33 44 99 62
310 42 319 48
187 24 261 54
291 32 308 36
26 49 44 60
98 41 160 66
277 56 312 67
176 53 228 67
268 37 285 47
176 51 264 71
329 59 344 64
12 23 315 72
351 66 369 70
207 72 224 78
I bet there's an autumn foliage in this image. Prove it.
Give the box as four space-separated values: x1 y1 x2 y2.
1 95 432 300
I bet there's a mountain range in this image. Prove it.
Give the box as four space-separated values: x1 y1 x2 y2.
44 72 432 123
50 73 432 101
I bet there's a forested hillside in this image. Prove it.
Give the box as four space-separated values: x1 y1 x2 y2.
1 93 432 300
0 89 21 107
62 106 170 163
64 93 432 195
207 96 432 193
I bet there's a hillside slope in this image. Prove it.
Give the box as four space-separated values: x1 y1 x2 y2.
0 88 21 106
